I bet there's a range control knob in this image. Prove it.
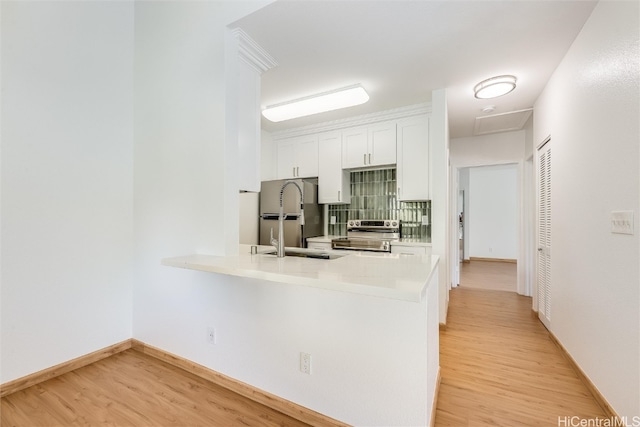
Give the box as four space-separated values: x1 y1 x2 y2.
355 221 360 226
385 221 390 226
392 221 398 227
348 221 354 226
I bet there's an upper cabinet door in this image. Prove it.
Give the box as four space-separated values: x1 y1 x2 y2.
341 127 369 169
276 135 318 179
318 132 350 204
369 121 396 166
295 135 319 178
396 115 429 201
276 139 297 180
341 122 396 169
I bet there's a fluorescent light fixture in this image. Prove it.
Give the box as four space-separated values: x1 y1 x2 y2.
474 75 517 99
262 85 369 122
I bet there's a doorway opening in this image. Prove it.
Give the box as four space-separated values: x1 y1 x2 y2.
456 164 519 293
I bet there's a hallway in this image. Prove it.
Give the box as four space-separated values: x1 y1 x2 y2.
434 288 606 426
459 260 517 293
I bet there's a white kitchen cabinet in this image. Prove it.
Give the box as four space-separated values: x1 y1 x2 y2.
276 139 296 179
342 126 368 168
318 131 351 204
369 121 397 166
296 136 319 177
396 115 429 201
276 135 319 179
342 121 397 169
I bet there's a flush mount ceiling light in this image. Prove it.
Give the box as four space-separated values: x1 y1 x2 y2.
474 75 517 99
262 84 369 122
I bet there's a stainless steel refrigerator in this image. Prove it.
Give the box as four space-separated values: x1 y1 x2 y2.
259 179 323 248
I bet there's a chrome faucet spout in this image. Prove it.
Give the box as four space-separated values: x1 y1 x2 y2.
273 180 304 257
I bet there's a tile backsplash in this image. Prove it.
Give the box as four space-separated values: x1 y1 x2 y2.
327 169 431 241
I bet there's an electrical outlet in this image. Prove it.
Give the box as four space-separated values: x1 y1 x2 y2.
207 327 216 345
611 211 634 235
300 352 311 374
330 216 337 225
421 215 429 225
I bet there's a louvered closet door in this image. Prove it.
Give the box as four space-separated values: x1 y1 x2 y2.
537 139 552 329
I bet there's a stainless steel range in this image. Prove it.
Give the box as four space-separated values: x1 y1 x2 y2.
331 219 400 252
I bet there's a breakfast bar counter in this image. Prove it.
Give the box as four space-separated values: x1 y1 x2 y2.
162 244 440 426
162 244 438 302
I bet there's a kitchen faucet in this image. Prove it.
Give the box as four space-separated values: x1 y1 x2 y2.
270 180 304 257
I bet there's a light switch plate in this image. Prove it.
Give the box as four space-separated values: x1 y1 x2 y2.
611 211 634 235
421 215 429 225
330 216 337 225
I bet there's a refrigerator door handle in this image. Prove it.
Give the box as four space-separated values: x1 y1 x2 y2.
261 213 300 220
261 213 280 220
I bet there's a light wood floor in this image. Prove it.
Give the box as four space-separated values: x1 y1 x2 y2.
1 285 607 426
1 349 310 427
434 287 606 426
460 260 517 292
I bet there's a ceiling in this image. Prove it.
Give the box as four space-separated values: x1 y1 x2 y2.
232 0 597 138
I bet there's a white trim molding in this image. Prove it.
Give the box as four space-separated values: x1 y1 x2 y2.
231 28 278 73
271 102 432 140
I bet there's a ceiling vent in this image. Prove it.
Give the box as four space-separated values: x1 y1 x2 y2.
474 108 533 136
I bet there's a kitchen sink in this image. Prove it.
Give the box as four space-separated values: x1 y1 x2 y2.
262 249 345 260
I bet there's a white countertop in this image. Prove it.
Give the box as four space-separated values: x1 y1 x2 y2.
162 244 439 303
393 238 432 247
306 235 343 244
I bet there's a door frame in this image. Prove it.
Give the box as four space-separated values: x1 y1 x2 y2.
449 161 532 296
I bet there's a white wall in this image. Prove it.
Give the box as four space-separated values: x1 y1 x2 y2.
523 116 535 301
430 89 450 324
451 130 525 166
534 0 639 418
260 130 277 181
0 2 134 382
524 115 534 160
133 0 270 356
467 164 518 259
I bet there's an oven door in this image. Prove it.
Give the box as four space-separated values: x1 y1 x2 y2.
331 238 390 252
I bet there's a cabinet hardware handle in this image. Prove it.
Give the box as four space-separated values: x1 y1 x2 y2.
398 187 401 196
296 166 299 176
293 167 296 177
368 153 371 164
338 190 341 201
363 153 367 165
